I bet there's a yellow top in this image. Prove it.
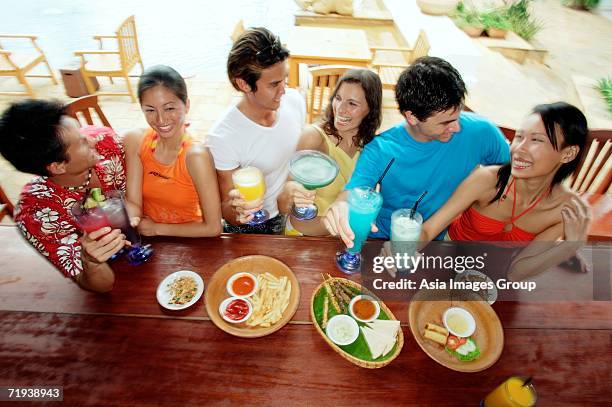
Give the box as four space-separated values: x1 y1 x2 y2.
312 125 360 216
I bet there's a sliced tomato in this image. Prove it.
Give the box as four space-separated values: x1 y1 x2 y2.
446 335 461 350
458 336 467 345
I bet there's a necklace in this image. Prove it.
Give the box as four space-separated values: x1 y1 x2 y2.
66 168 93 192
150 132 190 155
502 178 549 232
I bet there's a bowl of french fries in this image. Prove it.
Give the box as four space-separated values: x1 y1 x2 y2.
205 255 300 338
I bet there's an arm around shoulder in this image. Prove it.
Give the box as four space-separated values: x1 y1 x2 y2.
419 166 497 244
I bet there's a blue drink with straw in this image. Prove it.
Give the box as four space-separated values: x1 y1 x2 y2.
336 187 383 274
336 158 394 274
347 187 383 253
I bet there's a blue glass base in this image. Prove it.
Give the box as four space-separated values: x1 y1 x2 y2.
292 204 318 221
108 247 125 263
336 250 362 274
126 244 154 266
247 209 269 226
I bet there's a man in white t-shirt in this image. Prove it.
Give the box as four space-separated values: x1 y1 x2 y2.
207 27 306 234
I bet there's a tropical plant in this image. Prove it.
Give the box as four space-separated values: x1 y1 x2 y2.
450 1 484 28
503 0 544 40
596 77 612 114
452 0 543 40
563 0 600 10
481 9 511 30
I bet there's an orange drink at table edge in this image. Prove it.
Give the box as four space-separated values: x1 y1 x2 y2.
483 377 536 407
232 167 265 202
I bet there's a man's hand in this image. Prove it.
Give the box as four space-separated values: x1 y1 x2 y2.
81 227 125 264
229 189 264 224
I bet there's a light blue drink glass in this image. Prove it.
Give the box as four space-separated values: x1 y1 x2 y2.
336 187 383 274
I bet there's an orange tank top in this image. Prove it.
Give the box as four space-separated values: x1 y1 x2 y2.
448 178 547 242
139 129 202 223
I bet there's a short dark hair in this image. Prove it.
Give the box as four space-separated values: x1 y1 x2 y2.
395 56 466 121
138 65 188 104
322 69 383 148
227 27 289 92
0 99 68 176
490 102 588 203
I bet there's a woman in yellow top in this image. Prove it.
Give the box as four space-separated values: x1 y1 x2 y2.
280 69 382 235
124 65 222 237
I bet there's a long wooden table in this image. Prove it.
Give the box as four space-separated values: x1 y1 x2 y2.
0 225 610 406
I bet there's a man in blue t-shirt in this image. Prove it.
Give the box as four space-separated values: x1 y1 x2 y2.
323 56 510 246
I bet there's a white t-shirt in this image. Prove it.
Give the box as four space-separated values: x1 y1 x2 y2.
207 88 306 218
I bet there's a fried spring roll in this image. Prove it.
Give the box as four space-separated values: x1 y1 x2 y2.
423 329 448 345
425 323 449 336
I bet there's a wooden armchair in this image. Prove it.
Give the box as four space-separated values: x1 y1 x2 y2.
74 15 144 102
566 130 612 194
370 30 430 90
306 65 356 124
65 95 112 128
0 183 15 221
0 34 58 97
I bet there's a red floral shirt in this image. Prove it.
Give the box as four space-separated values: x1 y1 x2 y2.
15 126 126 278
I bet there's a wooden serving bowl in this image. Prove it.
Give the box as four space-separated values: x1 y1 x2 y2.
205 255 300 338
408 289 504 372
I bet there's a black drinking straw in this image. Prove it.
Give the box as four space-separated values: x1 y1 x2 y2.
375 158 395 190
410 190 428 219
522 377 533 387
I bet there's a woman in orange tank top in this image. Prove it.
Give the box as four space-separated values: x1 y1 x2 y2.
419 102 592 281
124 65 221 237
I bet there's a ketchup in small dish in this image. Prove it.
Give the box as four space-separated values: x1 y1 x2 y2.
219 296 253 324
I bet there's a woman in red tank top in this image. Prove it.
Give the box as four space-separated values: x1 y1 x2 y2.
123 65 221 237
419 102 592 280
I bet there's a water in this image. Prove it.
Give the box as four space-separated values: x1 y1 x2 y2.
2 0 299 79
347 187 383 254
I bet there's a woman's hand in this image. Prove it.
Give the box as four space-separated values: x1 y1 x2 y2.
285 181 316 207
228 189 264 224
137 217 159 236
561 197 592 242
81 227 126 264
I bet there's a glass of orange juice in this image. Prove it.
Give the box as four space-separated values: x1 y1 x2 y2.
232 166 269 225
483 376 536 407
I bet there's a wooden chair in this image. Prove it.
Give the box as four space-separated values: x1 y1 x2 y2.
0 34 58 97
230 20 245 43
65 95 112 128
306 65 356 124
566 130 612 195
74 15 144 102
0 184 15 221
498 126 515 143
370 30 430 90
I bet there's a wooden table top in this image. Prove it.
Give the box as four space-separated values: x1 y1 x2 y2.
0 225 610 406
287 26 372 62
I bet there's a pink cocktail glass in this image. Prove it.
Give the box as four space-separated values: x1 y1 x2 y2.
71 190 153 265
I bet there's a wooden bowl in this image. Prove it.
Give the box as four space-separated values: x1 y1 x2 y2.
205 255 300 338
408 289 503 372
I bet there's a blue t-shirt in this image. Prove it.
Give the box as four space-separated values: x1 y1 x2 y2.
345 112 510 240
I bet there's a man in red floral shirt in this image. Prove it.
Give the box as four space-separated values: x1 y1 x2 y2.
0 100 127 292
